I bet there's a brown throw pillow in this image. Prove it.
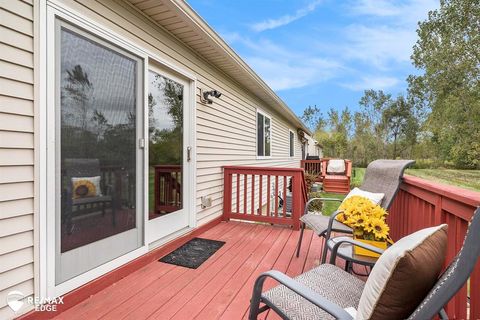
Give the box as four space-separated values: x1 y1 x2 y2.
357 224 448 320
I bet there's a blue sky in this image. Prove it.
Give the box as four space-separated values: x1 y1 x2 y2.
188 0 439 117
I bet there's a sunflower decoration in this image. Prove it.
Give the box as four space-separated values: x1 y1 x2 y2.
72 179 97 199
336 195 390 241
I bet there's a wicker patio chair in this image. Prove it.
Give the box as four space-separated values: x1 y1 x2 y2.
249 207 480 320
296 159 415 263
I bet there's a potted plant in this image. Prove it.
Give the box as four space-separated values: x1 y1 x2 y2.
336 195 390 257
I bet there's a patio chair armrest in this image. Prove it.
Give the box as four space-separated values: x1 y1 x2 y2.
304 197 343 216
251 270 354 320
329 238 385 264
326 209 345 230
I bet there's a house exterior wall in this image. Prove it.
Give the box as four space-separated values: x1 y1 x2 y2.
0 1 36 318
48 0 303 226
0 0 304 317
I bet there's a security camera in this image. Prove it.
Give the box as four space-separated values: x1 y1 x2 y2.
201 89 222 104
211 90 222 98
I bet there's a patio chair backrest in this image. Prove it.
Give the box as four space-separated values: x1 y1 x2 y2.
64 158 101 179
408 207 480 320
360 159 415 209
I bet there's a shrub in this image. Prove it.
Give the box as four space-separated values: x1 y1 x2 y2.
307 191 324 212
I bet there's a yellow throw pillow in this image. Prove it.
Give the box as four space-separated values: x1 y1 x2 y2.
72 176 101 199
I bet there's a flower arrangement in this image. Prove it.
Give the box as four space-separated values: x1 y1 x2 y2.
336 195 390 241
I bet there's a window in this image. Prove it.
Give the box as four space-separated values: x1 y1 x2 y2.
289 130 295 157
257 110 271 157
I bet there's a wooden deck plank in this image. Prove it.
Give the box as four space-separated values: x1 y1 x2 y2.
99 222 253 320
50 222 369 320
263 230 315 320
254 229 305 320
58 222 236 320
217 228 292 320
146 225 274 319
103 224 251 319
171 227 284 319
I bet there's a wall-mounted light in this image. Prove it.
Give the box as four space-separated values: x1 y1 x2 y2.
200 89 222 104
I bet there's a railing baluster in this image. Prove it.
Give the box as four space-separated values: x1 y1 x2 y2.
267 175 271 217
244 174 247 215
274 176 279 217
251 174 255 215
283 175 287 216
259 175 263 215
236 173 240 214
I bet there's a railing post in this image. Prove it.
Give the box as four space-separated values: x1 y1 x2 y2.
223 168 232 221
291 172 302 230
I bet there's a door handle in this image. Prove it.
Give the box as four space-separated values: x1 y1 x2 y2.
187 146 192 162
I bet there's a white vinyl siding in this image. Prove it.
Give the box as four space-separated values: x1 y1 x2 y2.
0 0 35 318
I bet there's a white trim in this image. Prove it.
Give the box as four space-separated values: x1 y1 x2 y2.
256 108 272 159
45 5 150 297
145 63 196 243
289 129 295 158
36 0 48 301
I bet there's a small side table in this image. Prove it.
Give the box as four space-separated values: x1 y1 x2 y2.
327 236 379 274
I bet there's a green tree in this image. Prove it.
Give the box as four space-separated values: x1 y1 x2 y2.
384 96 419 158
409 0 480 168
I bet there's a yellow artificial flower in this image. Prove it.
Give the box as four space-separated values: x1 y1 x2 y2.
367 218 390 240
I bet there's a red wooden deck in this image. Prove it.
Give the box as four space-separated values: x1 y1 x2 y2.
51 221 363 320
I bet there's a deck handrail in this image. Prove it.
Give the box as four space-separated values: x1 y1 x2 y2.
222 166 307 230
388 175 480 320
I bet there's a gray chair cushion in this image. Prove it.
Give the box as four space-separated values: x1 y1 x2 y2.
301 213 352 235
263 264 365 320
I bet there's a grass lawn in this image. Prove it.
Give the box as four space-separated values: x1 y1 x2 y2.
352 167 480 192
309 192 345 216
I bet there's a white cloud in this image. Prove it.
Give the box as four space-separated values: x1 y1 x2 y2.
348 0 438 24
251 0 322 32
226 34 344 91
342 24 416 68
340 0 439 69
341 75 400 91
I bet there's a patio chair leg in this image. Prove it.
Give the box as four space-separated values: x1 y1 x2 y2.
321 235 329 264
296 222 305 257
249 274 269 320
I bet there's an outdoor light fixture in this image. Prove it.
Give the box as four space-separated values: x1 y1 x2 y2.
200 89 222 104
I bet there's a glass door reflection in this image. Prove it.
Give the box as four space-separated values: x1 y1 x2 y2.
148 71 184 220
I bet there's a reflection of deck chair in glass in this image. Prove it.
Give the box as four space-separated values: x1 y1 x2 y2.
63 158 116 234
153 165 182 214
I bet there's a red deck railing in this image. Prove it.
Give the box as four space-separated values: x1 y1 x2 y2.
300 160 323 181
223 166 308 230
388 175 480 320
153 165 182 214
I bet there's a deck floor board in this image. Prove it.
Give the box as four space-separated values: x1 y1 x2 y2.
53 221 365 320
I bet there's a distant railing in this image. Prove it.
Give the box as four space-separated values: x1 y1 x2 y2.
300 160 323 181
153 165 182 214
388 175 480 320
223 166 308 230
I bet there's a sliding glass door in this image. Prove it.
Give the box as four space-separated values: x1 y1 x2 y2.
55 21 144 284
146 66 190 243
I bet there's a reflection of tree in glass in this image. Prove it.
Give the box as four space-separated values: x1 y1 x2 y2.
61 64 136 169
63 65 92 130
149 74 183 166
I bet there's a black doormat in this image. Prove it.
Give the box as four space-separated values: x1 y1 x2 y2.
159 237 225 269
